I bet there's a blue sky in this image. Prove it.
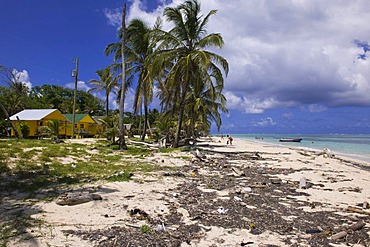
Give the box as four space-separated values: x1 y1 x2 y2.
1 0 370 134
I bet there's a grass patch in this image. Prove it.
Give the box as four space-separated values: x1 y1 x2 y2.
0 138 185 245
125 146 152 157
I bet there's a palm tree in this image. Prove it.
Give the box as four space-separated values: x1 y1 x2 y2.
88 67 117 117
188 67 228 137
47 119 60 140
154 0 229 147
126 19 157 141
98 115 119 143
106 18 160 142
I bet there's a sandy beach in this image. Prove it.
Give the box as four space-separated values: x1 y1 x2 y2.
5 137 370 246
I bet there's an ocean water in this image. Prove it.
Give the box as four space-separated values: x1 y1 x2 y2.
233 134 370 162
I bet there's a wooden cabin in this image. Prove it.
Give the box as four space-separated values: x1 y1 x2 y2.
63 114 103 138
10 109 69 138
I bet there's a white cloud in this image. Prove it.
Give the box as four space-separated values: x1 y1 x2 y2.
306 104 327 113
225 91 295 114
103 8 122 26
282 112 293 119
12 69 32 89
251 117 276 127
105 0 370 115
108 87 136 111
65 80 91 92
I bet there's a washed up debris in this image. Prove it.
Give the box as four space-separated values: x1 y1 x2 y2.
331 230 347 240
198 223 212 231
331 221 366 240
299 177 307 189
156 223 166 231
243 187 252 193
318 148 335 158
338 186 362 193
231 167 245 176
193 149 206 161
354 201 369 209
241 241 254 246
163 172 185 177
305 229 322 234
256 167 265 174
107 171 134 179
217 206 228 214
347 206 370 215
269 177 282 184
56 192 102 206
233 196 242 201
251 151 262 160
249 182 267 189
129 208 150 220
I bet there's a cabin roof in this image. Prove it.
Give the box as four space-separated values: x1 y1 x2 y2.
9 109 58 121
64 114 89 123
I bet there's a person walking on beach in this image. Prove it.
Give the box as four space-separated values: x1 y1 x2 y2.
226 135 233 145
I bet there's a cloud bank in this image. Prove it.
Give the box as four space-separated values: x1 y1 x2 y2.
105 0 370 116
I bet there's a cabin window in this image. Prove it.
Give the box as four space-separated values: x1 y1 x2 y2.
80 124 84 128
39 121 43 126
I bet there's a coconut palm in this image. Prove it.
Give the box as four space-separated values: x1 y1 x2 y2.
88 67 117 117
98 115 119 143
154 0 229 147
126 19 157 141
47 119 60 140
106 18 159 142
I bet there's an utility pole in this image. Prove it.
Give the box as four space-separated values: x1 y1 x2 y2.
119 3 127 150
72 58 79 139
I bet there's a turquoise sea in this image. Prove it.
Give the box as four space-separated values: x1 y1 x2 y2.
233 134 370 162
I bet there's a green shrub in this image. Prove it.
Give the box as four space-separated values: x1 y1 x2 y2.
19 122 30 138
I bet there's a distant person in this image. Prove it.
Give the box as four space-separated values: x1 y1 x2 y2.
228 136 234 145
226 135 233 145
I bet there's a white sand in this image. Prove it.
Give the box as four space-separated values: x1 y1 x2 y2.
8 137 370 246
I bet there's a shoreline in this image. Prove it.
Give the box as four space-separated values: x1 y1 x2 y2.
225 136 370 164
230 134 370 161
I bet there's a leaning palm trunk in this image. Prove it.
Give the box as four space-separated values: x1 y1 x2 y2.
119 3 128 150
0 102 19 138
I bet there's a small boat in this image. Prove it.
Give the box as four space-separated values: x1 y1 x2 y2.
279 138 302 143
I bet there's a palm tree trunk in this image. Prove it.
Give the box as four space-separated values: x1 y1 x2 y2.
141 104 148 141
119 3 128 150
0 102 19 139
173 89 187 148
106 93 109 117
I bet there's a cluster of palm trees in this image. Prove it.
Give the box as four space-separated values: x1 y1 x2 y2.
90 0 228 148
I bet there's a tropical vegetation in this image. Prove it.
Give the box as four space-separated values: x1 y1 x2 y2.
0 0 228 148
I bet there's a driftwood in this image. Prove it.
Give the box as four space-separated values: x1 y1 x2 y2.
56 192 102 206
331 221 366 240
347 206 370 215
331 230 347 240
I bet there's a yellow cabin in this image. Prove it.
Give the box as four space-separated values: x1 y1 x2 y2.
63 114 103 138
10 109 69 138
